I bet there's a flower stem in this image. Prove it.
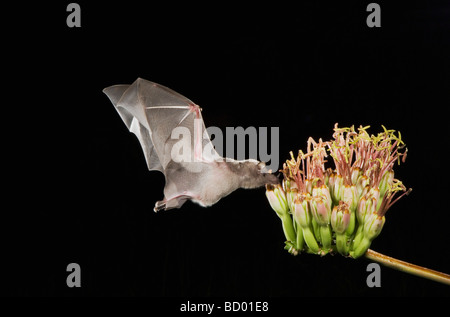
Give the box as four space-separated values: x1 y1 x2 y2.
296 226 305 251
281 214 296 244
351 237 372 259
320 225 332 251
365 249 450 286
335 233 348 255
302 227 320 253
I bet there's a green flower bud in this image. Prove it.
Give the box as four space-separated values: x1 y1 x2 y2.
333 174 344 203
315 185 332 211
331 203 350 234
379 170 394 199
350 237 372 259
356 196 376 224
327 172 336 197
305 179 313 194
294 195 320 253
312 186 320 198
293 195 311 228
351 213 386 258
356 176 369 198
310 196 331 226
365 187 383 213
366 187 380 202
324 168 333 186
286 187 298 214
265 184 288 218
364 213 386 240
343 185 357 212
282 178 289 193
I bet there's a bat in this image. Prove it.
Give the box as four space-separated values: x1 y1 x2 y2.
103 78 279 211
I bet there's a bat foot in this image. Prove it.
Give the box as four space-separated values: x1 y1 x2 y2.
153 200 166 212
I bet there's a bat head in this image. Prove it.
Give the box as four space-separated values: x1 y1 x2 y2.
228 159 280 189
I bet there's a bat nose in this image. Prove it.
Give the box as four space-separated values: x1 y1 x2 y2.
265 173 280 184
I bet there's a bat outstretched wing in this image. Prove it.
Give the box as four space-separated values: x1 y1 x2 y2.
103 78 221 173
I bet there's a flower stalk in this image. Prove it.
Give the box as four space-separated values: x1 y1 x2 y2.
365 249 450 286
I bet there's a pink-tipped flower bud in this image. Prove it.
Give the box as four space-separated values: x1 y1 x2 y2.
312 185 331 207
331 202 350 234
293 195 311 228
327 172 336 193
310 196 331 226
266 184 289 218
282 178 290 193
333 174 344 202
356 175 369 198
324 168 333 186
343 185 357 212
312 186 320 199
356 196 376 224
363 213 386 240
286 187 298 213
318 185 332 211
379 170 395 199
366 187 380 203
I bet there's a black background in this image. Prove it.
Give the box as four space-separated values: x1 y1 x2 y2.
7 1 450 299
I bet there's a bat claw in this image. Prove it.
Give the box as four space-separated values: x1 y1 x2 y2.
153 200 166 212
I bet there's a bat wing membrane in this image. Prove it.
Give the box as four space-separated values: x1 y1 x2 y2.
103 78 221 174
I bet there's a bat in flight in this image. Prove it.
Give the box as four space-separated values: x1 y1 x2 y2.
103 78 279 212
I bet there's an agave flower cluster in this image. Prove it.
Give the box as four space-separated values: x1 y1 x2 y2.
266 124 411 258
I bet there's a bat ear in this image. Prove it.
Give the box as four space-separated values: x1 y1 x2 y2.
103 84 130 106
257 161 272 173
